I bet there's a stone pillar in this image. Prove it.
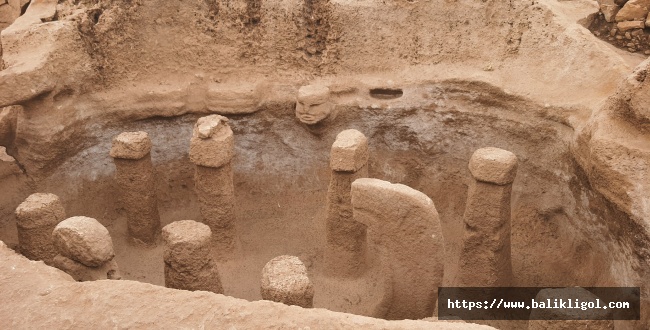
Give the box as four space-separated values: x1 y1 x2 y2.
261 255 314 308
110 131 160 245
456 147 518 287
15 193 66 264
351 178 445 320
528 288 614 329
162 220 223 294
324 129 369 277
189 115 236 254
51 216 120 281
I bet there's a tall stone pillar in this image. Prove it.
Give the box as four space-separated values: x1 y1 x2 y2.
456 147 518 287
162 220 223 294
51 216 120 281
261 255 314 308
15 193 66 264
324 129 369 277
189 115 236 254
351 178 445 320
110 131 160 245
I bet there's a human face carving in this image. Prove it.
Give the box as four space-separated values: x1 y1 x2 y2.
295 84 333 125
295 100 333 125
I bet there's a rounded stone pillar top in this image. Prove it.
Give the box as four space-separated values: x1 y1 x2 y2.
162 220 212 268
330 129 369 172
298 84 330 104
261 255 314 307
189 115 234 168
162 220 212 247
468 147 518 185
52 216 115 267
110 131 152 160
15 193 65 229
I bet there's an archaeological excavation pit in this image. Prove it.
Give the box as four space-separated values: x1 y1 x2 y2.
1 0 649 329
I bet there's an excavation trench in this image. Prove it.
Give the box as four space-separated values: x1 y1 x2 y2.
0 81 635 322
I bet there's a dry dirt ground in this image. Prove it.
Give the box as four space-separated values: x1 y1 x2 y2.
1 0 650 329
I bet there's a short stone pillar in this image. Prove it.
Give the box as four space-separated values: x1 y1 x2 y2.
15 193 66 264
162 220 223 294
456 147 518 287
324 129 369 277
51 216 120 281
189 115 236 254
528 288 614 329
110 131 160 245
351 178 445 320
261 255 314 308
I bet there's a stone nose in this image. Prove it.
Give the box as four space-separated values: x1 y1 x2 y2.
297 102 312 114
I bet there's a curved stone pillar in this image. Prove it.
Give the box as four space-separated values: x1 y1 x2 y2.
456 147 517 287
110 131 160 245
351 178 445 320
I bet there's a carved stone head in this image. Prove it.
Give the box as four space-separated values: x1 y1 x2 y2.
295 84 334 125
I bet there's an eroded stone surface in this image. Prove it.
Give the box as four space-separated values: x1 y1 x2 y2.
0 106 18 146
261 255 314 308
110 131 152 160
617 20 645 31
0 0 21 31
162 220 212 271
468 147 518 185
330 129 369 172
616 0 650 22
51 254 121 282
16 193 64 229
325 129 369 277
52 216 115 267
457 148 518 287
111 133 160 245
162 220 223 294
15 193 65 263
0 146 21 178
598 0 621 22
189 115 234 168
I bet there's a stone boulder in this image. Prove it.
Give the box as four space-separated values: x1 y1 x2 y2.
52 216 115 267
616 0 650 22
598 0 621 22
